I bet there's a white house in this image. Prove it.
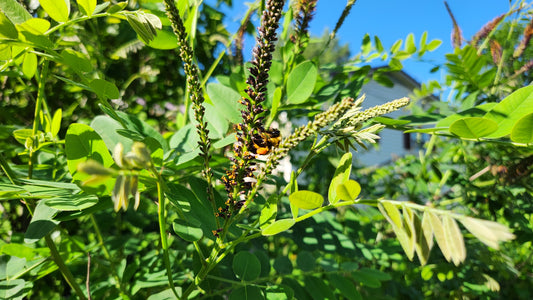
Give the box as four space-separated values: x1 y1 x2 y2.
354 69 435 166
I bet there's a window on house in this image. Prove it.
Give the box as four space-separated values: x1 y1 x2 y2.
403 133 411 150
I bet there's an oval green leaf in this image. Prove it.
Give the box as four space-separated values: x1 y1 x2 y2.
22 52 37 79
261 219 295 236
286 61 317 104
89 79 119 100
510 112 533 143
289 190 324 210
173 217 203 242
232 251 261 281
39 0 70 23
76 0 96 16
484 85 533 138
206 83 242 124
147 28 178 49
449 117 498 139
0 11 18 38
336 180 361 201
328 152 352 204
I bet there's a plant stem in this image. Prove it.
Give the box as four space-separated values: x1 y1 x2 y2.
45 235 88 300
156 179 181 299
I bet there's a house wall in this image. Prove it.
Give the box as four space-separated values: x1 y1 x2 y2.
354 77 415 166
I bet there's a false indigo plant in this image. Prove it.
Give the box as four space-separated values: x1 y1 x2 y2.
0 0 519 299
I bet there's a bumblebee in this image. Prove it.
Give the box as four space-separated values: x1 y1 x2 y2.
250 128 281 155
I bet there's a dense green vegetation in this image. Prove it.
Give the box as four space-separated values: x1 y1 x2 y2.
0 0 531 299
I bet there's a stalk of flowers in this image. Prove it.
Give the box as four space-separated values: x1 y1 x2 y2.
239 96 410 213
290 0 318 54
444 1 464 48
220 0 286 219
514 16 533 58
471 13 506 47
238 96 356 213
164 0 214 202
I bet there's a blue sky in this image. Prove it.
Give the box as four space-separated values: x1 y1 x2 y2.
217 0 515 84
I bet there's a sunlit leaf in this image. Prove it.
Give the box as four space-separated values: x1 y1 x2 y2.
427 211 451 262
336 180 361 201
22 52 37 79
289 190 323 210
39 0 70 23
459 217 515 249
328 152 352 204
286 61 317 104
76 0 96 17
261 219 295 236
484 85 533 138
510 112 533 143
443 215 466 266
449 117 498 139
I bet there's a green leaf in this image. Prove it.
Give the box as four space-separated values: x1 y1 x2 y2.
17 18 50 35
146 29 178 49
22 52 37 79
50 109 61 137
413 212 431 266
459 217 514 249
45 194 98 211
233 252 261 281
426 39 442 51
206 83 242 124
166 180 217 240
24 200 60 243
328 274 362 300
261 219 295 236
286 61 317 104
296 251 315 272
328 152 352 204
65 123 115 195
405 33 416 54
61 49 92 73
0 279 30 300
173 217 203 242
443 215 465 266
76 0 96 16
361 33 371 55
427 211 451 262
273 256 293 274
400 205 416 260
449 117 498 139
484 85 533 138
390 39 402 54
260 194 278 228
336 180 361 201
169 124 200 165
89 78 119 100
229 286 263 300
378 201 402 229
374 35 384 53
436 103 496 128
0 0 32 24
510 112 533 143
0 11 18 39
39 0 70 23
289 190 323 210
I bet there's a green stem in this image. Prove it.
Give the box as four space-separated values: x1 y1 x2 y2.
156 179 180 299
45 235 88 300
